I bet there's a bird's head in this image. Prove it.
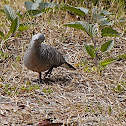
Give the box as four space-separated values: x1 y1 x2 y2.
32 33 45 44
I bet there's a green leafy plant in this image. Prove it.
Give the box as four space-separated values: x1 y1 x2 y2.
0 5 19 41
0 5 31 42
101 27 120 37
64 5 120 68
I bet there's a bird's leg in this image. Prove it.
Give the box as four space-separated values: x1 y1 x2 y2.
39 72 43 83
44 67 53 79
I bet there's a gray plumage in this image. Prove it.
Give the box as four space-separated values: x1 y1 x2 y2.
23 33 76 82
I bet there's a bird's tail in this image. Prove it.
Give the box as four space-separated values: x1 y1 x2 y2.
61 62 76 70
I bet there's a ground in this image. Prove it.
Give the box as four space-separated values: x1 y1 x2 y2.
0 0 126 125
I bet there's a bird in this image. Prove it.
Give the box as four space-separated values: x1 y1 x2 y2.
23 33 76 83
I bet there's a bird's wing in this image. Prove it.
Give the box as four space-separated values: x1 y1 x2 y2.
40 44 65 67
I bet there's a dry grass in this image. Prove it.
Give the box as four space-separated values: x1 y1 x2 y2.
0 0 126 125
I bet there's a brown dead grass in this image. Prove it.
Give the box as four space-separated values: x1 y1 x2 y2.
0 0 126 125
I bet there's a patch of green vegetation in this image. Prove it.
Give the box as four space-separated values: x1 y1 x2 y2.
43 88 53 93
0 84 3 88
3 84 17 96
15 55 20 62
85 105 96 114
113 81 125 93
76 60 98 73
2 80 40 96
20 80 40 93
117 54 126 61
108 106 112 114
85 106 91 112
0 50 10 61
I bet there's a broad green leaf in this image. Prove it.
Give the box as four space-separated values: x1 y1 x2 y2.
64 21 85 30
100 9 111 15
98 17 108 22
39 2 58 11
101 27 120 37
31 3 39 10
25 1 39 10
100 20 113 26
76 7 88 14
26 10 42 17
64 5 88 16
84 44 95 58
10 17 19 34
98 16 113 26
100 40 114 52
25 1 33 10
4 5 17 22
100 58 115 67
0 31 4 38
64 21 98 37
18 24 31 32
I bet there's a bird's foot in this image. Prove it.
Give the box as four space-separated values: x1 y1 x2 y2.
43 73 51 79
43 67 53 79
39 79 44 84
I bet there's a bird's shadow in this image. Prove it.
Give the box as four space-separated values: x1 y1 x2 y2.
32 75 72 85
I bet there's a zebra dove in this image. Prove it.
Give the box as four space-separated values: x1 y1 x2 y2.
23 33 76 83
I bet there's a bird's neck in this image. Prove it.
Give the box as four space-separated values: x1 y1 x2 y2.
30 40 41 48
